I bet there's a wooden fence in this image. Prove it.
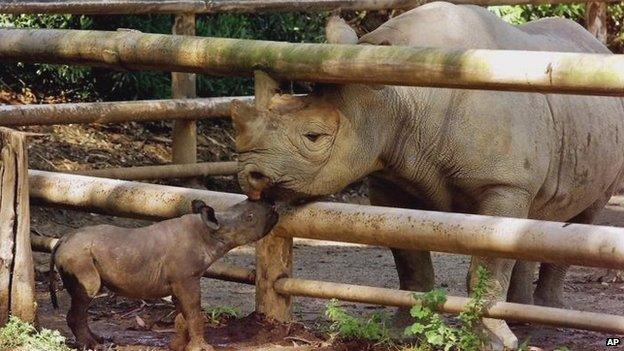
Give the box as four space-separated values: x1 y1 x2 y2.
1 0 623 339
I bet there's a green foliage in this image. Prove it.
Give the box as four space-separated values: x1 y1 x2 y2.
0 12 327 101
324 299 392 344
488 4 585 25
554 347 571 351
0 316 74 351
205 306 240 325
404 267 489 351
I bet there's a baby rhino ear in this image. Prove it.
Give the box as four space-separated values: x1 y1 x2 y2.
191 199 206 214
201 205 220 231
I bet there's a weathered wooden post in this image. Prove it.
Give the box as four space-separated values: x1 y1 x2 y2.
171 13 197 165
586 2 608 44
0 128 35 325
253 71 293 321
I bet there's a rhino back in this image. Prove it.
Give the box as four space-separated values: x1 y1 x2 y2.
356 1 624 220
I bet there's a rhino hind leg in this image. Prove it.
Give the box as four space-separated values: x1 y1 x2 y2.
59 258 102 349
533 200 605 308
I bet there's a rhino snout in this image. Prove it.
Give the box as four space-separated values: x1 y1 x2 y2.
240 165 272 200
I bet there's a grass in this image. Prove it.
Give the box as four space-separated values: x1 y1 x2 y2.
205 306 240 326
0 316 74 351
325 299 393 345
324 266 493 350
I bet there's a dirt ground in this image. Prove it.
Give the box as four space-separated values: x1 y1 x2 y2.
3 90 623 350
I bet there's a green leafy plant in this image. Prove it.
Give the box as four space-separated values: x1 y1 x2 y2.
404 267 489 351
205 306 240 326
0 316 74 351
325 299 392 344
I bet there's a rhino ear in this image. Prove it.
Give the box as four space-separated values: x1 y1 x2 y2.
200 205 220 231
230 99 257 135
191 199 206 214
325 14 358 44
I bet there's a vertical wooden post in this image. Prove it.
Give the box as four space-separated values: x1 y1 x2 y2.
254 71 293 321
0 128 35 325
586 2 608 45
171 13 197 165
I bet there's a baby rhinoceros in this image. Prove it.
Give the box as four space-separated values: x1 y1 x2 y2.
49 198 278 351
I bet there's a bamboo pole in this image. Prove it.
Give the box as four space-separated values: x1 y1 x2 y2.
171 13 197 166
31 235 255 285
27 171 624 269
274 278 624 334
68 161 238 180
2 29 624 96
0 0 619 14
0 97 252 126
253 71 292 322
0 128 35 325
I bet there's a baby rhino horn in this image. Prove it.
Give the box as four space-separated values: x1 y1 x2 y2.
230 99 258 135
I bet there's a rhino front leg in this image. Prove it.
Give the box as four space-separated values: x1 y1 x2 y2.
368 176 435 330
468 186 533 350
391 248 434 327
507 261 537 305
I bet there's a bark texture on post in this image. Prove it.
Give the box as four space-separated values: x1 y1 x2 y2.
0 128 35 325
254 71 292 322
586 2 608 44
2 29 624 96
171 13 197 165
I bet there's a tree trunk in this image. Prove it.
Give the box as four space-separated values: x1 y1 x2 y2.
586 2 608 45
0 128 35 325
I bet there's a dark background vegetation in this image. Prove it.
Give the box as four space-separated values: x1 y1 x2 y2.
1 5 623 102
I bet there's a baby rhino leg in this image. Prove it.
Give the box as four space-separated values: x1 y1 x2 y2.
59 257 102 349
170 297 190 351
172 279 213 351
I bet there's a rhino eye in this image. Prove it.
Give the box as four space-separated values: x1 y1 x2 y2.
304 132 321 142
244 212 255 222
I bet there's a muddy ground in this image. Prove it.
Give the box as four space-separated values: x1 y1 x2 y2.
3 90 623 350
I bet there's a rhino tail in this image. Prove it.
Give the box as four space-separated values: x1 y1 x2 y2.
49 240 61 309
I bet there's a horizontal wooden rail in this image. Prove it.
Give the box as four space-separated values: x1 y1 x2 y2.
27 170 624 269
274 278 624 334
0 0 619 14
68 161 238 180
31 234 255 285
0 97 252 126
1 29 624 96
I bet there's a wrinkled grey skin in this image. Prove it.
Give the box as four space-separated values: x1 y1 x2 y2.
232 2 624 349
50 199 278 351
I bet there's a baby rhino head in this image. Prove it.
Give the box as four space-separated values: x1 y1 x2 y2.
191 198 279 246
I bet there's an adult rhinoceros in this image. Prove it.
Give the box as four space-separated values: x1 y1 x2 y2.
231 2 624 349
